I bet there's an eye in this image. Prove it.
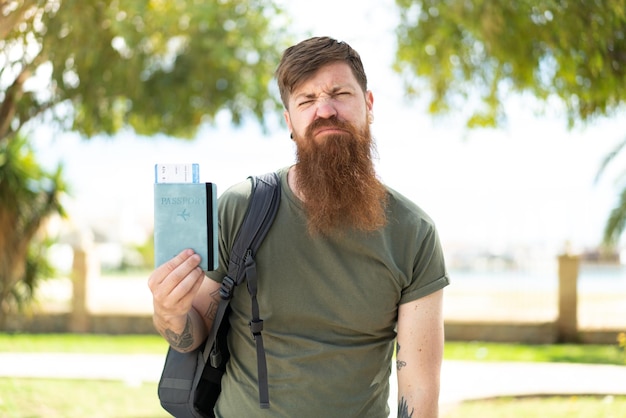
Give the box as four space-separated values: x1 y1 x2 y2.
297 99 314 107
334 91 351 98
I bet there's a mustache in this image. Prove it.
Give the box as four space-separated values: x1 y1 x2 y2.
305 117 356 138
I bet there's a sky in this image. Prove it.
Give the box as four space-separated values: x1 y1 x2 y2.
32 0 626 262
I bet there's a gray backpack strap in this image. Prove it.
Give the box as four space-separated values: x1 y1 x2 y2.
203 171 281 409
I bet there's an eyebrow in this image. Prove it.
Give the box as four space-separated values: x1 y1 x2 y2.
295 86 347 101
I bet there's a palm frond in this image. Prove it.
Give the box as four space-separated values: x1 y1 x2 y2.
595 136 626 184
603 187 626 245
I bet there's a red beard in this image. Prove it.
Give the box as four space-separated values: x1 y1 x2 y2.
294 117 388 236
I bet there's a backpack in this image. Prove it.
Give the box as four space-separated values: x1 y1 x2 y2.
157 172 281 417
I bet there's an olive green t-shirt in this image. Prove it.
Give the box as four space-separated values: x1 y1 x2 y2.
207 166 449 418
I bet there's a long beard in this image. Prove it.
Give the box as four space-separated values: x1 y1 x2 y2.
294 117 388 236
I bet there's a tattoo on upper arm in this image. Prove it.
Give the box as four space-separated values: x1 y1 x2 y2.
164 315 195 349
398 397 414 418
396 342 407 371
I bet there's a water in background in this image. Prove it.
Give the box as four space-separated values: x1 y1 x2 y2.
449 263 626 292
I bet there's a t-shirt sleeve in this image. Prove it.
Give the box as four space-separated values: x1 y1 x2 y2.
400 220 450 304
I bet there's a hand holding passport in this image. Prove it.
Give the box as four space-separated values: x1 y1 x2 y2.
153 164 218 271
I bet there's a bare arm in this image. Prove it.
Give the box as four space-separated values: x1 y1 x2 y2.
396 289 445 418
148 249 222 353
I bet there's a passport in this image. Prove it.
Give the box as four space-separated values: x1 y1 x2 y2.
153 182 218 271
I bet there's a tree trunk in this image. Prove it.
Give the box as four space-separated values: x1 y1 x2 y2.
0 205 31 328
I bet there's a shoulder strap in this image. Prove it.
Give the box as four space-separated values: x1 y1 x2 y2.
202 171 280 409
226 172 281 285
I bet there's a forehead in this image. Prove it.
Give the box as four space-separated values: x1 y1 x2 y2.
291 62 360 96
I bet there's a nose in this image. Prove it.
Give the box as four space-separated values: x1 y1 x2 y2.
315 99 337 119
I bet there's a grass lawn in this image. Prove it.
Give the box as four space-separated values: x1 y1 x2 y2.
444 340 626 365
1 333 624 363
1 377 624 418
0 333 169 354
0 378 168 418
0 333 624 417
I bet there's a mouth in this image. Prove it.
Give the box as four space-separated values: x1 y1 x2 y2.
306 117 354 140
314 126 348 137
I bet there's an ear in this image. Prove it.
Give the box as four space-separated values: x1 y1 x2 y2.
366 90 374 113
366 90 374 123
284 110 293 136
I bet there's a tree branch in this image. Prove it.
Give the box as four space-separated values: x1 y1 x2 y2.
0 0 37 41
0 68 31 143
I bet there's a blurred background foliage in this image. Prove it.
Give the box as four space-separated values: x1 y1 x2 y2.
1 0 626 320
395 0 626 245
0 0 288 320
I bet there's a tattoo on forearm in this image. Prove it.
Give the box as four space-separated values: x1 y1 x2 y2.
204 289 221 321
398 397 414 418
396 342 407 371
164 315 194 349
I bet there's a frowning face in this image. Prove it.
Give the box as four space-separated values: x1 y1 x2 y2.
284 61 373 144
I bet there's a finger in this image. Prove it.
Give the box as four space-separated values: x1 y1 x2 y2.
148 249 199 288
163 249 199 275
163 267 205 310
172 266 205 300
158 254 203 299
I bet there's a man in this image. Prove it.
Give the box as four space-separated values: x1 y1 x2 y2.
149 36 449 417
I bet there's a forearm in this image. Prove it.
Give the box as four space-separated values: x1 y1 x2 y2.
396 290 445 418
153 308 208 353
